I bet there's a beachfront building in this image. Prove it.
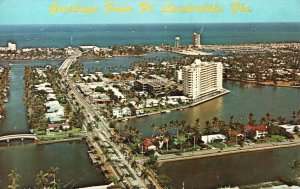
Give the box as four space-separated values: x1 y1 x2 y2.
182 59 223 101
192 33 201 47
0 42 17 51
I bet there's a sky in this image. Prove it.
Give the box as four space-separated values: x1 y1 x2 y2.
0 0 299 24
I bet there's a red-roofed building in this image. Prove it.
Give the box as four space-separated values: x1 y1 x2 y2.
231 130 244 137
244 125 267 139
142 138 158 151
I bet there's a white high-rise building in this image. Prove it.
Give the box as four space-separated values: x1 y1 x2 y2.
183 59 223 100
192 33 201 47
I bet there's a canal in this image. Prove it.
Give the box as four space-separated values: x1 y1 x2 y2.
0 61 107 188
158 146 300 189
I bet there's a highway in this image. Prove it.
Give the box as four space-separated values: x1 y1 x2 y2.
58 50 156 188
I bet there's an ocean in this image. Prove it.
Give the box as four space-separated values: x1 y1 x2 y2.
0 23 300 48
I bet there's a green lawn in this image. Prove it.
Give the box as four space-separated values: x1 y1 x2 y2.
36 128 82 137
211 142 227 149
266 135 286 142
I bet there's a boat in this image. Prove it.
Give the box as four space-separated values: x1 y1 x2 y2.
9 63 13 66
95 60 100 63
0 115 4 119
4 98 8 103
165 110 171 113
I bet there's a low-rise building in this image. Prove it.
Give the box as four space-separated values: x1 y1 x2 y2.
112 107 132 118
279 124 300 134
134 75 174 97
201 134 226 144
244 125 268 139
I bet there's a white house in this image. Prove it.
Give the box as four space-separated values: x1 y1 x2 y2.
112 107 132 118
201 134 226 144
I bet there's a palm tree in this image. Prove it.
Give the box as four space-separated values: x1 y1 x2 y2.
36 171 49 189
229 115 234 129
177 134 186 151
49 167 59 189
150 123 156 137
248 113 256 125
8 169 20 189
290 160 300 182
211 117 219 132
204 121 212 135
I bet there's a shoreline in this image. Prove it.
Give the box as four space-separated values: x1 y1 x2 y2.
226 78 300 89
118 89 230 121
0 58 65 62
158 140 300 165
36 137 83 144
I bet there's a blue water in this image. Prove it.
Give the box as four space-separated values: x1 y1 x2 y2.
0 23 300 48
82 52 179 73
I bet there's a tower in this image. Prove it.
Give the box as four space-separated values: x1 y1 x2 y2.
174 36 180 47
192 33 201 48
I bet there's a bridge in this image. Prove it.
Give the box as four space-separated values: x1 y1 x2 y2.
0 134 38 143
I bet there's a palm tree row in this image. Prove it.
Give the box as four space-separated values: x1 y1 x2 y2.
120 111 299 153
23 65 85 131
24 66 48 130
7 167 60 189
0 66 10 115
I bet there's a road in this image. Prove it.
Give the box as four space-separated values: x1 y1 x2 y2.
157 139 300 165
58 50 155 188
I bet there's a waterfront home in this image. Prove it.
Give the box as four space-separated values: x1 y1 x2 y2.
279 124 300 134
130 104 145 115
244 125 268 139
162 96 189 104
201 134 226 144
143 99 159 108
143 138 157 151
112 107 132 118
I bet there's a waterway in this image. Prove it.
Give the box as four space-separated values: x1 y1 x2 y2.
158 146 300 189
116 82 300 138
0 61 106 188
82 52 180 74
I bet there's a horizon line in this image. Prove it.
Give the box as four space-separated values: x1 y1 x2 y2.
1 21 300 26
